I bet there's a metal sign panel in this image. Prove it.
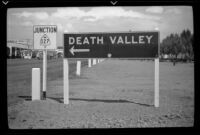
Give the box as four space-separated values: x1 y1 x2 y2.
64 31 159 58
33 25 57 50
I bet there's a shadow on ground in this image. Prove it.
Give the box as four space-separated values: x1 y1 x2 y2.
18 96 32 101
18 96 153 107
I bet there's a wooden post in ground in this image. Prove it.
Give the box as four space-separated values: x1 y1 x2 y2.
93 59 97 65
64 59 69 104
154 58 159 107
88 59 92 67
32 68 41 100
42 49 47 100
76 61 81 76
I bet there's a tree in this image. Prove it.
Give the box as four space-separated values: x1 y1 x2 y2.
161 35 172 55
161 33 181 65
169 34 181 65
161 29 193 63
180 29 193 61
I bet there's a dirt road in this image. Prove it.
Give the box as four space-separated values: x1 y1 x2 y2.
8 59 194 128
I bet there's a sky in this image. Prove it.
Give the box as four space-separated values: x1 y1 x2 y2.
7 6 193 47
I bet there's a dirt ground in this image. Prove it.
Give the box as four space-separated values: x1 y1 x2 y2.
7 59 194 128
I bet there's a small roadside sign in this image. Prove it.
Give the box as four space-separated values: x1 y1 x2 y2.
33 25 57 49
33 25 57 100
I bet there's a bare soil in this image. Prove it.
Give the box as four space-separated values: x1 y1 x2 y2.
7 59 194 128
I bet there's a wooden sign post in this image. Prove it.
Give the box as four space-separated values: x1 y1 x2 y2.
64 59 69 104
154 58 159 107
42 49 47 99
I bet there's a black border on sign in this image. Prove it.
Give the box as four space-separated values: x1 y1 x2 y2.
2 0 199 135
33 25 57 50
63 31 160 59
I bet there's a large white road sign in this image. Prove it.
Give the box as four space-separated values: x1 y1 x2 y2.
33 25 57 49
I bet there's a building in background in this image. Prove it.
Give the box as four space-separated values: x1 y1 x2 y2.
7 39 33 59
7 40 64 59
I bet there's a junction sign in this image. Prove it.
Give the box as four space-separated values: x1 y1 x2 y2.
33 25 57 100
64 31 159 58
33 25 57 49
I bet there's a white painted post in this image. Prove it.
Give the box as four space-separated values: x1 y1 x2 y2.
92 59 94 65
9 46 12 58
93 59 97 65
76 61 81 76
32 68 41 100
64 59 69 104
154 58 159 107
42 49 47 100
88 59 92 68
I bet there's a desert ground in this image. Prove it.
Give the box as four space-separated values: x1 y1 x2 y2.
7 58 194 128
